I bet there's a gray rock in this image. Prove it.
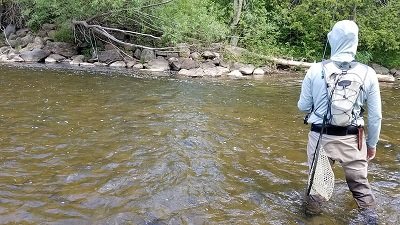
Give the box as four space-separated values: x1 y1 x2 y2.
389 68 400 77
202 51 216 59
8 33 17 41
9 55 24 62
4 24 16 38
0 46 11 54
200 61 216 69
8 38 21 48
42 23 56 31
0 54 9 62
97 49 123 64
169 57 200 71
44 42 78 58
16 28 29 37
253 68 265 75
94 62 107 66
227 70 244 77
104 44 115 50
45 54 66 63
20 41 44 52
177 43 190 58
178 68 205 78
133 63 144 69
80 62 95 67
371 63 390 75
20 49 50 62
203 66 230 77
133 48 141 59
109 61 126 67
140 49 156 62
125 60 136 68
70 55 85 65
168 57 180 71
145 58 169 71
21 34 34 48
239 64 255 75
190 52 201 60
37 30 48 38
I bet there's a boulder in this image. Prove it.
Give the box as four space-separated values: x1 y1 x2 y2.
145 58 169 71
202 51 216 59
70 55 85 65
177 43 190 58
371 63 390 75
0 46 11 54
133 63 144 69
389 68 400 77
178 68 205 78
97 49 123 64
133 48 141 59
253 68 265 75
169 58 199 71
4 24 16 38
42 23 56 31
0 54 9 62
44 42 78 58
125 60 136 68
9 55 24 62
190 52 201 60
20 49 50 62
203 66 230 77
20 34 34 48
227 70 244 78
8 38 21 48
104 44 115 50
16 28 29 37
109 61 126 68
140 49 156 62
45 54 66 63
20 41 44 52
239 64 255 75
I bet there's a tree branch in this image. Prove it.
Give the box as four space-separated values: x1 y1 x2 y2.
73 20 174 50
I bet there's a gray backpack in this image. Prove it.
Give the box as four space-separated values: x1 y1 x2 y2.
322 60 368 126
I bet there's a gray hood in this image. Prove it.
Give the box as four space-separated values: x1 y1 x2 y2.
327 20 359 62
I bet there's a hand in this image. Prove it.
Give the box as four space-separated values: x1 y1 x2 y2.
367 147 376 161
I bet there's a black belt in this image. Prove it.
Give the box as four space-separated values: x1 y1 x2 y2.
311 124 359 136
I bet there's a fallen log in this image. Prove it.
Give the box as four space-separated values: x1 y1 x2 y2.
270 57 395 83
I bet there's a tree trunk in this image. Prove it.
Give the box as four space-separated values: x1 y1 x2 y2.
230 0 244 46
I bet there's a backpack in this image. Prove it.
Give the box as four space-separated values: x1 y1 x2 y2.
322 60 368 127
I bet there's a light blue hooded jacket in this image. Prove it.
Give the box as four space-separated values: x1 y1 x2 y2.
297 20 382 149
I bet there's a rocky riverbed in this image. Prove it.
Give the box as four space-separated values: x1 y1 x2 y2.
1 23 399 81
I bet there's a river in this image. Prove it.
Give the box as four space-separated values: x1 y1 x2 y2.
0 65 399 224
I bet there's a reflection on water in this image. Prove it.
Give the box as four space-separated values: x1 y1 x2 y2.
0 66 399 224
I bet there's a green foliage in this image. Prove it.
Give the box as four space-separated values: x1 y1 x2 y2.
54 23 74 42
356 50 373 65
9 0 400 68
157 0 229 44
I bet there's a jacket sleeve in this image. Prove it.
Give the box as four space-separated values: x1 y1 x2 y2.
298 69 313 112
366 71 382 149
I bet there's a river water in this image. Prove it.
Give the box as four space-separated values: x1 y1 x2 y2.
0 66 398 225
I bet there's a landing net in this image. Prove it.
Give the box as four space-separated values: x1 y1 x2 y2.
307 144 335 201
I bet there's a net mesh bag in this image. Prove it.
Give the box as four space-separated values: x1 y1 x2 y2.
308 144 335 201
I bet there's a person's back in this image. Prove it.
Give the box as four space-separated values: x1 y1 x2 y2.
297 20 382 222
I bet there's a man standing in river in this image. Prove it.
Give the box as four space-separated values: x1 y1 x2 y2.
297 20 382 222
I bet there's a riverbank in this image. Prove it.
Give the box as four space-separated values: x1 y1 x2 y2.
1 24 398 82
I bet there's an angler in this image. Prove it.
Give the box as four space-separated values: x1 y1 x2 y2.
297 20 382 223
